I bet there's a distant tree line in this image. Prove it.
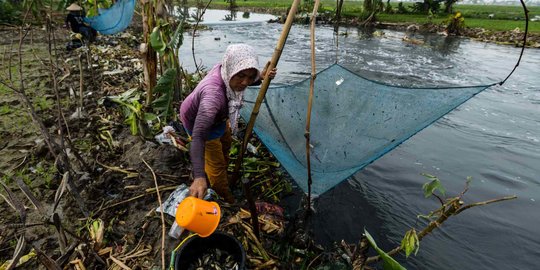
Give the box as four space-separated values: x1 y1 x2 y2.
364 0 460 15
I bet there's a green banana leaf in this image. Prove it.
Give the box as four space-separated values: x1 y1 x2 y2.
150 26 167 54
152 68 177 120
168 22 184 50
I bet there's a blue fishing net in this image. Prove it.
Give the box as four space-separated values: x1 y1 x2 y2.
84 0 136 35
241 64 493 195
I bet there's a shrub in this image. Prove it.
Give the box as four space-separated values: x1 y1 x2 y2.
411 0 441 15
385 0 394 14
446 12 465 35
0 0 21 24
397 2 408 14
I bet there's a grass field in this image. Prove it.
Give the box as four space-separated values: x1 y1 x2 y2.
184 0 540 33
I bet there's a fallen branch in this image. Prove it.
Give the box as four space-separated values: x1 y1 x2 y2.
32 243 62 270
109 254 132 270
361 194 518 266
95 159 139 178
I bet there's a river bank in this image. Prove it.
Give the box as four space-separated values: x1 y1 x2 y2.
274 9 539 48
182 1 540 48
0 22 348 269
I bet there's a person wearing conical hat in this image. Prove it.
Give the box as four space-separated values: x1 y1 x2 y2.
65 2 96 43
66 3 83 11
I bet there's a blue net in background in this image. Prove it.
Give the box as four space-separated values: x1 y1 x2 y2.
241 64 493 195
84 0 136 35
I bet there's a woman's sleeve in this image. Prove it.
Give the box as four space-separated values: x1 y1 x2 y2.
190 90 221 179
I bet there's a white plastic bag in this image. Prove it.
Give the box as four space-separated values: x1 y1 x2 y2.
156 184 216 239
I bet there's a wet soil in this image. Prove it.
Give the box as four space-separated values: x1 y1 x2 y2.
0 24 194 268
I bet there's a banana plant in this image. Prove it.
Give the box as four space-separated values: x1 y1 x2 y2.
151 68 177 120
54 0 112 17
84 0 113 17
150 20 184 66
149 20 185 122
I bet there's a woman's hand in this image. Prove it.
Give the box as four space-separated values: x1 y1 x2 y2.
261 67 277 80
189 177 208 199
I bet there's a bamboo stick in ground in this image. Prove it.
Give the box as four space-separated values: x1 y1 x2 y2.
233 0 303 241
305 0 321 213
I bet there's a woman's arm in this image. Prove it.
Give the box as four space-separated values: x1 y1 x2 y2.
188 92 221 198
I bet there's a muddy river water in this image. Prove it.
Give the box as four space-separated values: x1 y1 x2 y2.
178 8 540 270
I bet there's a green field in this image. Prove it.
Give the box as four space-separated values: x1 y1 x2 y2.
184 0 540 33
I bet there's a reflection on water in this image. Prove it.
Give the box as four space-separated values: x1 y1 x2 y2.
178 9 540 270
173 6 276 25
223 9 237 21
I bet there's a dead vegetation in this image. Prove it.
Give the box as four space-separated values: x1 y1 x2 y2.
0 20 322 270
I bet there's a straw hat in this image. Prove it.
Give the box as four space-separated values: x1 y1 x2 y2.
66 3 82 11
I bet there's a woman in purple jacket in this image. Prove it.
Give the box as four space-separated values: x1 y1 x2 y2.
180 44 276 202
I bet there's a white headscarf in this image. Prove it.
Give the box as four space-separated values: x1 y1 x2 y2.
220 44 260 135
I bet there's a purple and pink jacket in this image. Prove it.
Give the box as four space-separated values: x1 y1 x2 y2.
180 64 229 179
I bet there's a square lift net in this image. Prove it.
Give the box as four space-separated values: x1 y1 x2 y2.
241 64 492 195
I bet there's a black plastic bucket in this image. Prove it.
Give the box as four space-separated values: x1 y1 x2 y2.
174 231 246 270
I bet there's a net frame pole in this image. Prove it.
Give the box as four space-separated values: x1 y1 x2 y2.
305 0 321 212
232 0 302 239
499 0 529 86
334 0 344 63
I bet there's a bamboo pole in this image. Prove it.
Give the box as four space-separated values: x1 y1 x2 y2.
232 0 302 239
499 0 528 86
305 0 320 211
334 0 344 63
334 0 344 34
